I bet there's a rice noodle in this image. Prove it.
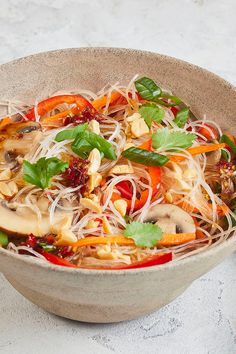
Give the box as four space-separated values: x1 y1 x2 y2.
1 74 235 268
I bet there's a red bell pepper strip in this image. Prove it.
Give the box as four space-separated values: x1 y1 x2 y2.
39 249 76 268
116 181 133 199
110 139 161 211
25 94 95 121
170 106 179 116
111 165 161 211
197 123 218 141
79 252 172 270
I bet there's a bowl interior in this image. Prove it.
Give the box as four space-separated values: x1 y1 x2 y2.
0 47 236 273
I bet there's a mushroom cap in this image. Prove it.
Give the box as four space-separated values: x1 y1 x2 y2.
143 203 196 234
0 201 72 237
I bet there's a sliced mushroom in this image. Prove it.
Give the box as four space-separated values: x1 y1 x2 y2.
3 130 42 156
0 201 73 237
143 204 196 234
206 149 221 165
5 121 41 136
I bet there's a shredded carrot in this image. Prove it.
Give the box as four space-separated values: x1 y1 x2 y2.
180 200 229 216
0 117 12 130
138 139 152 150
179 200 198 213
71 233 196 250
41 107 79 124
92 91 122 110
171 143 226 162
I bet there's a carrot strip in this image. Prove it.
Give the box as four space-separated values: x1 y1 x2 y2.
92 91 122 110
138 139 152 150
194 218 205 239
41 107 79 123
158 233 196 246
170 143 226 162
180 200 229 217
71 233 196 249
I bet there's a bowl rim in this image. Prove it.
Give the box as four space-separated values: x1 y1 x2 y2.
0 47 235 275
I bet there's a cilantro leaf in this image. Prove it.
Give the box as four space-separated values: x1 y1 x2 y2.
139 103 165 127
72 130 117 160
152 128 196 151
173 108 189 127
55 123 88 142
23 157 69 189
124 221 163 247
135 77 162 101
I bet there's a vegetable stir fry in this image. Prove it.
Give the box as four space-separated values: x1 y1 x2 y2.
0 75 235 269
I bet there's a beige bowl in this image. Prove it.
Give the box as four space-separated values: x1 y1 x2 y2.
0 48 236 323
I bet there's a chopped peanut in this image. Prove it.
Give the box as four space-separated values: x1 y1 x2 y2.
126 112 142 122
0 168 11 181
130 118 149 138
97 244 131 262
109 164 134 175
102 216 113 234
87 148 101 175
55 229 77 246
165 191 173 203
0 181 17 197
85 220 100 230
80 197 102 213
114 199 127 216
8 181 18 195
88 172 102 193
89 119 100 135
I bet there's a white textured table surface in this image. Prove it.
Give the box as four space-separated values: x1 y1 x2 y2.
0 1 236 353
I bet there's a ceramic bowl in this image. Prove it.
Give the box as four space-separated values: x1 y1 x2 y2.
0 48 235 323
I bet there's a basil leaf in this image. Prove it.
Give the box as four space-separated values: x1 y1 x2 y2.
23 157 69 189
220 134 236 154
72 131 117 160
122 147 169 166
55 123 88 142
135 77 162 101
152 128 196 152
139 103 165 127
124 221 163 247
72 134 93 159
173 108 189 127
0 231 9 247
153 95 181 107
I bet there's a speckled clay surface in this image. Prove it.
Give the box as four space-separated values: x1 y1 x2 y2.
0 48 235 323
